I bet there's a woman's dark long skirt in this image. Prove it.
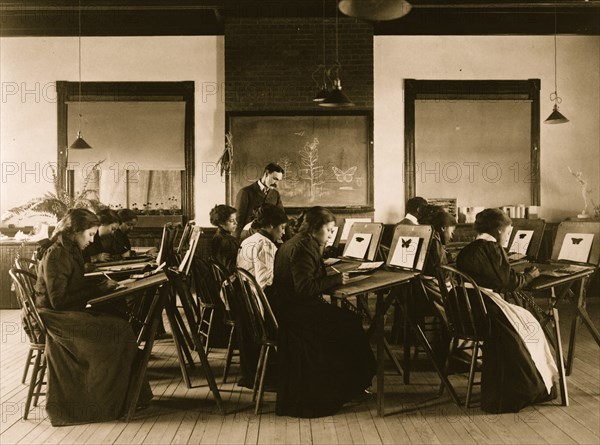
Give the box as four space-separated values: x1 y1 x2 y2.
276 301 376 418
39 309 152 426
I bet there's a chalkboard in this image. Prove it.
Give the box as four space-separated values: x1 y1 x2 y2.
227 112 373 209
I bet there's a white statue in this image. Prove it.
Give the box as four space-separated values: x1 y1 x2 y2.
568 167 590 218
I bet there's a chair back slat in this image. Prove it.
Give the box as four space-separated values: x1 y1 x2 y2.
9 268 46 344
14 257 39 275
208 260 237 324
191 257 221 307
234 268 278 345
437 265 490 341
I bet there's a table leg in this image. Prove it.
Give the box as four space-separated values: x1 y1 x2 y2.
551 307 569 406
177 277 225 414
124 284 168 420
412 322 461 406
566 276 600 375
376 290 385 416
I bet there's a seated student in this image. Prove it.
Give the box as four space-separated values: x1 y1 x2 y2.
237 203 287 290
34 209 152 426
209 204 239 274
272 206 376 418
83 208 120 263
234 203 287 390
112 208 137 258
419 205 457 325
456 208 558 413
399 196 428 225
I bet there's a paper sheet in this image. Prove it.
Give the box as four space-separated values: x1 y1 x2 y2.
344 233 372 260
508 229 534 256
389 236 421 269
340 218 372 242
558 233 594 263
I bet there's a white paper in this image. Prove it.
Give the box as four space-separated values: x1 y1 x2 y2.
357 261 384 270
558 233 594 263
340 218 372 242
508 229 534 256
326 226 339 247
344 233 372 260
501 225 514 248
389 236 421 269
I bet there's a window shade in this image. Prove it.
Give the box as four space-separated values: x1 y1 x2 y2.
67 101 185 171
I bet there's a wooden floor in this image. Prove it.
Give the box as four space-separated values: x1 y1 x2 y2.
1 300 598 445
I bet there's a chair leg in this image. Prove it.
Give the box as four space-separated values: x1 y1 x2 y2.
222 325 236 383
33 356 46 407
255 346 271 415
23 352 42 420
465 342 480 408
438 338 456 397
204 309 215 354
252 345 266 403
22 348 33 384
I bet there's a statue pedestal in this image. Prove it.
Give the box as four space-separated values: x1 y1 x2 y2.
577 213 591 219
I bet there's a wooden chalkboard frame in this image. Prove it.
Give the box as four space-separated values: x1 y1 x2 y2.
226 110 374 213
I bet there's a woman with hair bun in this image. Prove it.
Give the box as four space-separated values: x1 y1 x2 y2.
272 206 376 418
456 208 558 413
34 208 152 426
237 203 288 290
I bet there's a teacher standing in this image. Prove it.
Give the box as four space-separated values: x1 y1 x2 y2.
234 163 285 239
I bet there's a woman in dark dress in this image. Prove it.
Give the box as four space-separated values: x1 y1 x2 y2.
456 208 558 413
82 208 120 263
209 204 239 274
420 205 457 325
34 209 152 426
272 206 376 418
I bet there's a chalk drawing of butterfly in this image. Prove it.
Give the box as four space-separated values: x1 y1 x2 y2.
519 233 527 239
294 130 305 136
571 238 583 245
332 166 357 183
401 238 412 248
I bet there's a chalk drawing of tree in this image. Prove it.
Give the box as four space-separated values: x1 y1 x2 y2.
277 157 296 192
299 137 324 201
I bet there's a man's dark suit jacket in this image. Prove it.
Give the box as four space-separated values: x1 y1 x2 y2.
234 181 284 238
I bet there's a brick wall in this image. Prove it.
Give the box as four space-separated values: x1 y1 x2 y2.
225 17 373 110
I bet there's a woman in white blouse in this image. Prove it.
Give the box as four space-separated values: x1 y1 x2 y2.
236 203 288 289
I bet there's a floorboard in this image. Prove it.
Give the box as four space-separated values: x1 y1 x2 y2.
0 299 597 445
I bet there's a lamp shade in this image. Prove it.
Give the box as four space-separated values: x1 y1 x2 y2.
544 104 569 124
313 86 330 102
319 79 355 107
338 0 412 21
69 131 92 149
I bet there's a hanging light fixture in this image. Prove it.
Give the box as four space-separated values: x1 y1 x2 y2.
313 1 330 102
312 65 329 102
319 2 354 107
338 0 412 21
69 0 92 148
544 3 569 124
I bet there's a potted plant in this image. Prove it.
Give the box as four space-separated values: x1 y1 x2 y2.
7 161 106 223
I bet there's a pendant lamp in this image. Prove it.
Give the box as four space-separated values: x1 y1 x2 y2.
338 0 412 21
544 4 569 124
319 3 354 107
69 0 92 149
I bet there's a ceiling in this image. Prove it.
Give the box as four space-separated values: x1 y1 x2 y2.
0 0 598 36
